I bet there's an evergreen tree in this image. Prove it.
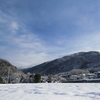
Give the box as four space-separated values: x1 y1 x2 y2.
0 77 4 84
34 74 41 83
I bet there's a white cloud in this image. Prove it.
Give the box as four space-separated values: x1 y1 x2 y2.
0 10 55 68
0 32 55 68
9 52 51 68
56 32 100 57
9 22 19 33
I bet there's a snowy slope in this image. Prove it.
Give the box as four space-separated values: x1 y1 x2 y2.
0 58 25 83
22 51 100 75
0 83 100 100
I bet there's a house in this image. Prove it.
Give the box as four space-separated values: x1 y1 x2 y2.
85 73 95 79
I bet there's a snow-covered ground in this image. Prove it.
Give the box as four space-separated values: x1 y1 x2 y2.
0 83 100 100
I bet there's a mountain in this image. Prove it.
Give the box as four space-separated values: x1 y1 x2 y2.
0 58 25 83
22 51 100 75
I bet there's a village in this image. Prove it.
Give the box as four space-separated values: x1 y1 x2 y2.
20 71 100 83
60 71 100 83
2 67 100 84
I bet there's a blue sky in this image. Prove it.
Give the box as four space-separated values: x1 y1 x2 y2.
0 0 100 68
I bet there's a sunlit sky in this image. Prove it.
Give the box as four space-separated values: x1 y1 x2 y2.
0 0 100 68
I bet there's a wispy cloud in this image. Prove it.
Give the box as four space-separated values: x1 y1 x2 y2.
0 14 57 68
56 32 100 56
9 21 19 33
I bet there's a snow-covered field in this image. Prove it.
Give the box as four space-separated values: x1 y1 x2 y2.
0 83 100 100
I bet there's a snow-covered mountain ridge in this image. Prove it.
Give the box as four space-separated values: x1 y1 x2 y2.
22 51 100 75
